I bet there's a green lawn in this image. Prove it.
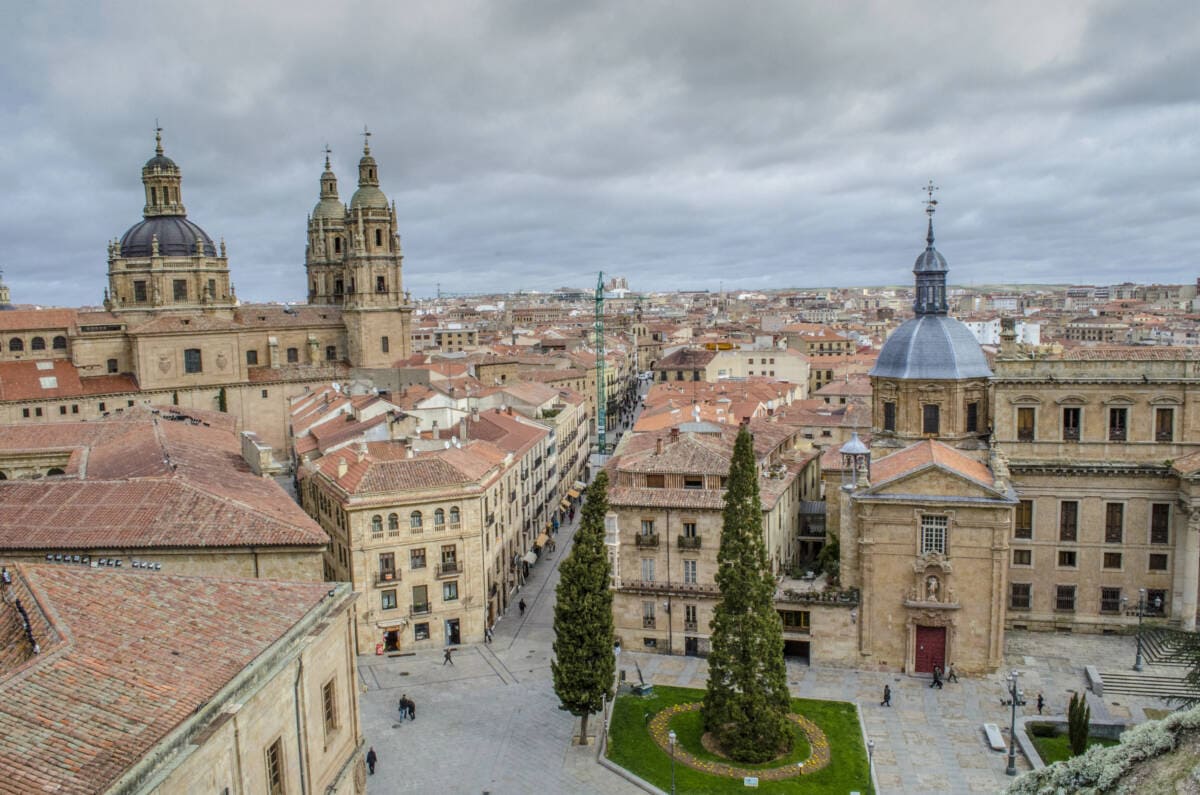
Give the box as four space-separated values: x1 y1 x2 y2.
608 685 872 794
668 708 812 770
1030 733 1120 765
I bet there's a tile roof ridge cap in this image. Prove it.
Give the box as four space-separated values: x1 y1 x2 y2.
174 479 324 537
1 565 72 683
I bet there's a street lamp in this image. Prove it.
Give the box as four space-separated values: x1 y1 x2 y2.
1132 588 1163 672
1005 670 1024 776
867 739 875 778
668 729 677 795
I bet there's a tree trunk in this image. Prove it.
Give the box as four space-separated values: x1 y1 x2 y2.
578 711 590 744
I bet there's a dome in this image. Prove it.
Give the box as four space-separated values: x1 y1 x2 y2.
119 216 217 258
143 153 178 172
870 314 992 380
913 246 947 273
350 185 388 210
312 196 344 220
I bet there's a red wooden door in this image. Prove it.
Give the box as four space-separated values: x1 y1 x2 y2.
914 626 946 674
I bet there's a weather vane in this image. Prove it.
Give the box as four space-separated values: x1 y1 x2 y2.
323 142 332 168
923 180 939 216
362 125 371 153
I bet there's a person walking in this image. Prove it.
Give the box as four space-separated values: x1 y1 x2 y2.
930 666 943 689
519 598 526 616
947 662 959 683
366 747 377 775
1037 693 1045 715
484 625 493 644
881 684 891 707
443 647 454 666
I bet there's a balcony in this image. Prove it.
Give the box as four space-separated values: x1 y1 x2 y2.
1108 428 1126 442
436 561 462 578
375 570 399 586
1063 427 1080 441
635 533 660 548
410 603 432 616
642 616 656 629
684 621 698 632
678 535 701 551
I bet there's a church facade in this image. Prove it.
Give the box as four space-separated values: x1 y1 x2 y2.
0 131 413 449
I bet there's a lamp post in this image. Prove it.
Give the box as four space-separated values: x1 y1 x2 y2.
867 739 875 779
1005 670 1024 776
668 729 677 795
1132 588 1163 672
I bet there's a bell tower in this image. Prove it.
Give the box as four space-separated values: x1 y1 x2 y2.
305 146 348 304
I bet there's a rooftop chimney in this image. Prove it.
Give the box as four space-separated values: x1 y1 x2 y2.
432 420 440 440
656 437 664 455
337 458 348 478
670 427 680 443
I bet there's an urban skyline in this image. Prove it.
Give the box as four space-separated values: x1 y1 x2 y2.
1 2 1197 307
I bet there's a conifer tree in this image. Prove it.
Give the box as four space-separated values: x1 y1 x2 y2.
1068 691 1091 756
552 470 615 743
702 426 793 762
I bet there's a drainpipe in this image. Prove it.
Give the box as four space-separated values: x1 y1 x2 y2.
293 658 309 795
666 508 673 655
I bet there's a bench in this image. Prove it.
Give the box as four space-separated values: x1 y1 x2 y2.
1086 666 1103 697
983 723 1007 752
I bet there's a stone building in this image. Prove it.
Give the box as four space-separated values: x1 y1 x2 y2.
0 563 363 793
0 131 414 451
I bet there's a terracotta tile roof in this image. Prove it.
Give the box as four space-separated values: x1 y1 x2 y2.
619 434 732 475
1057 346 1198 361
0 360 139 401
0 308 77 332
0 409 327 551
313 440 503 495
246 362 349 383
869 440 994 489
0 564 336 794
608 485 726 509
127 304 343 334
653 348 718 369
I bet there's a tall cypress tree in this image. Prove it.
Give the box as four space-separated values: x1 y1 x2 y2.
552 470 615 743
702 426 793 762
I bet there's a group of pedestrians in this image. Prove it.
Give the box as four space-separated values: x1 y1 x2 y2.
397 694 416 720
880 662 960 705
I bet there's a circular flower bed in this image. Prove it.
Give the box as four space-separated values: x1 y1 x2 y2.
647 702 832 781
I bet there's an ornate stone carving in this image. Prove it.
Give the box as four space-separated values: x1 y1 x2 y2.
157 353 171 374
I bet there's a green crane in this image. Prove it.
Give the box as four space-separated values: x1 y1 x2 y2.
595 272 606 454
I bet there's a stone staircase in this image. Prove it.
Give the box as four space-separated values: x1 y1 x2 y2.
1098 629 1200 699
1140 627 1192 668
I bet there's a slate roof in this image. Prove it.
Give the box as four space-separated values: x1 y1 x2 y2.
0 564 336 795
870 314 992 380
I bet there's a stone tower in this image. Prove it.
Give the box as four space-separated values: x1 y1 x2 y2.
105 129 234 314
305 131 412 367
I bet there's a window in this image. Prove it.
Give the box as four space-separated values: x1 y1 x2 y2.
378 552 395 579
1017 407 1035 441
440 545 457 566
334 237 342 254
1010 583 1031 610
326 345 337 361
434 508 445 527
1156 408 1174 442
371 515 383 535
30 337 45 351
8 337 23 352
59 405 66 415
683 559 697 584
685 604 698 629
641 558 656 582
642 601 655 628
134 281 147 303
1103 552 1122 569
376 274 386 292
246 349 258 366
207 279 216 298
683 521 697 538
920 515 948 555
922 403 940 435
449 507 460 526
410 548 426 569
173 279 188 301
1100 587 1122 614
98 402 106 411
71 405 78 414
35 407 42 417
640 519 655 536
382 335 389 353
1150 553 1169 571
52 336 66 350
646 474 665 488
381 589 397 610
414 622 430 640
1015 500 1033 539
1105 503 1124 544
1059 501 1078 542
265 738 286 795
683 476 703 490
412 585 429 613
1062 407 1081 441
183 348 202 374
966 401 979 433
1013 549 1032 565
1108 407 1127 441
1057 550 1077 568
780 610 810 631
21 408 29 418
287 347 299 363
322 679 339 736
1151 504 1170 544
410 511 423 529
443 581 458 601
388 513 400 532
1055 585 1076 612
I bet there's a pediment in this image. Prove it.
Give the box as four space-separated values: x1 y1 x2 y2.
865 461 1001 500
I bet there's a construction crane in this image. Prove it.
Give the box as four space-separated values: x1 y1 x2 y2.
595 271 606 455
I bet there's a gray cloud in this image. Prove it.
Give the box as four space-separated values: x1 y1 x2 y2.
1 1 1198 306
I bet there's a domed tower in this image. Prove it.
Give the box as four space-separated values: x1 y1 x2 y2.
335 129 412 367
869 186 991 449
106 128 234 313
305 147 349 303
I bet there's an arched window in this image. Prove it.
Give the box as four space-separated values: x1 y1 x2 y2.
334 237 342 254
52 336 67 350
388 513 399 531
375 229 383 247
46 468 64 476
410 511 423 529
30 337 45 351
449 507 461 526
434 508 445 527
150 187 157 205
9 338 23 352
371 515 383 533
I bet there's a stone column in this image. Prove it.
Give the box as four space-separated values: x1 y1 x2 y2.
1182 509 1200 631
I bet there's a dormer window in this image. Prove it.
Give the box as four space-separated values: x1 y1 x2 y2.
683 476 703 490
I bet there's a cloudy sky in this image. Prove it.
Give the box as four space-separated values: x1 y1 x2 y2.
1 1 1197 306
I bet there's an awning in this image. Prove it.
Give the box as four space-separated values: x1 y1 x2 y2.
522 550 539 565
560 499 570 510
567 489 581 499
573 480 587 490
536 532 551 547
